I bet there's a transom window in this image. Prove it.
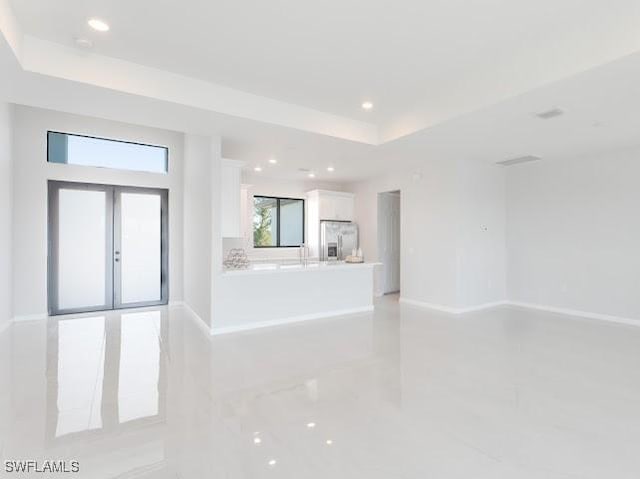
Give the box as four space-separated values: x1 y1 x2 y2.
47 131 168 174
253 196 305 248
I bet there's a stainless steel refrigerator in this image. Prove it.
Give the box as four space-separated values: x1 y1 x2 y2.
319 220 358 261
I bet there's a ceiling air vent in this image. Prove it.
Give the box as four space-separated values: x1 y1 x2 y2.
535 108 564 119
496 155 542 167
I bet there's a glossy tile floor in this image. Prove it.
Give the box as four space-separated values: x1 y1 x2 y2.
2 296 640 478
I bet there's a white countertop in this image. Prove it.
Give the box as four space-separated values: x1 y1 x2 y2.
222 260 381 276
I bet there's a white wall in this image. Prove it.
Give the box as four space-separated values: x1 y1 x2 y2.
210 136 224 327
0 103 11 453
183 134 214 327
350 159 506 309
507 148 640 320
350 162 459 305
0 103 12 330
182 133 223 330
455 160 507 308
225 173 345 260
11 105 184 317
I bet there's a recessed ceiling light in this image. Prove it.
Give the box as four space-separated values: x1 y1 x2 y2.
496 155 542 167
306 422 316 428
325 439 333 445
74 37 93 49
254 166 262 172
534 108 564 120
307 173 315 178
88 18 110 32
268 459 277 466
253 437 262 444
361 101 374 111
327 166 335 172
268 158 278 164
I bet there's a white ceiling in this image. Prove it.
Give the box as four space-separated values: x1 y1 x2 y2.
9 0 640 140
4 0 640 183
227 48 640 180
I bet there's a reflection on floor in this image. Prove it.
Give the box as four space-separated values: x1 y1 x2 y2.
2 296 640 478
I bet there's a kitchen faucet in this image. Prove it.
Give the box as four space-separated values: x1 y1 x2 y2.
299 243 309 265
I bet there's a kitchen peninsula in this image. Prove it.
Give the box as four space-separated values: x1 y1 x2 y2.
215 163 380 334
214 260 379 334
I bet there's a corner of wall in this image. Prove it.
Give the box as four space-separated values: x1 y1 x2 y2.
182 133 215 328
0 102 13 328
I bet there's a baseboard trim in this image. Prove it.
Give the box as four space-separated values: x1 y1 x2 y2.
399 297 459 314
457 301 509 313
506 301 640 327
399 296 640 327
12 313 48 322
210 306 375 336
0 320 11 336
0 312 49 334
181 302 213 336
399 297 508 314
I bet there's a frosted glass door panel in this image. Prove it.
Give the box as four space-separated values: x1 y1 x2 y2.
58 189 108 310
119 193 162 304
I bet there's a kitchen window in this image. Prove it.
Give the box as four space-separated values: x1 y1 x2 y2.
253 196 304 247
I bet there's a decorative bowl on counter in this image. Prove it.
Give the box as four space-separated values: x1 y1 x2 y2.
345 255 364 263
223 248 250 269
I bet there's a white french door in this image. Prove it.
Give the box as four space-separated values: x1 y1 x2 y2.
48 181 168 315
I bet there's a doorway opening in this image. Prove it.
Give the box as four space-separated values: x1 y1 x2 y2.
47 181 168 315
377 190 401 295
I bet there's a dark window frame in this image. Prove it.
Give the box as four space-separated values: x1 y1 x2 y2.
253 195 305 248
47 130 169 174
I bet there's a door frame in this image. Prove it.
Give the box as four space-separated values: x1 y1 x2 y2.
48 180 169 316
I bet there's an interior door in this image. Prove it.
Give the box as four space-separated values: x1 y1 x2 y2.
48 181 168 315
378 192 401 294
388 193 401 293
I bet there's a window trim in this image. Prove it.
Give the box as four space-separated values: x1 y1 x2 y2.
253 195 305 248
47 130 169 174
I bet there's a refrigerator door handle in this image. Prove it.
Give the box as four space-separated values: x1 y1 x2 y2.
338 234 342 259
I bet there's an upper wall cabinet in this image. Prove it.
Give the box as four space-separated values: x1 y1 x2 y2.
221 159 245 238
308 189 355 221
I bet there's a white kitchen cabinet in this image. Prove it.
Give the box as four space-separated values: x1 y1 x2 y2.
309 189 355 222
221 159 245 238
331 195 354 221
